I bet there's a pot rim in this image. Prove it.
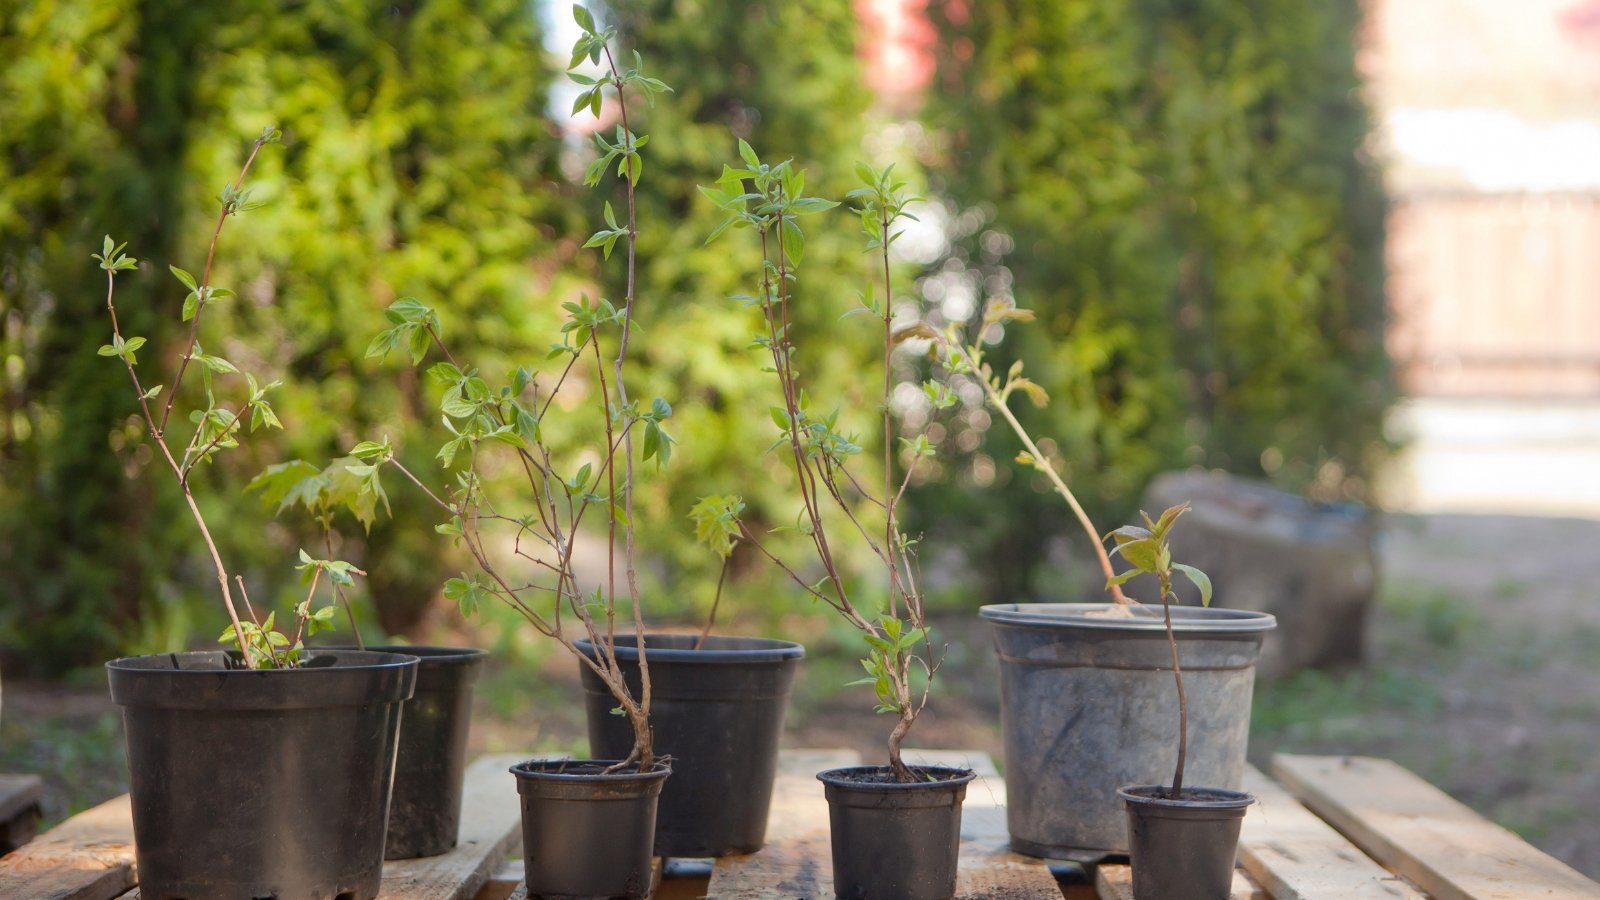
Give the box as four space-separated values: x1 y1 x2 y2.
1117 784 1256 810
816 764 977 791
105 648 420 674
326 644 489 667
576 633 805 664
980 602 1276 634
509 758 672 782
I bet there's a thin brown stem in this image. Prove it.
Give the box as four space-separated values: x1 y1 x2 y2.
962 345 1128 605
1161 575 1188 797
158 138 269 435
694 555 732 652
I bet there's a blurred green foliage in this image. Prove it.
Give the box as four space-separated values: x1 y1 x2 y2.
0 0 884 672
0 0 1388 670
920 0 1391 601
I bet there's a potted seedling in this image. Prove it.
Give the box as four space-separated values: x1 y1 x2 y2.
930 300 1275 860
699 151 972 899
1107 504 1254 900
577 490 804 859
351 8 674 896
96 128 418 900
247 457 488 860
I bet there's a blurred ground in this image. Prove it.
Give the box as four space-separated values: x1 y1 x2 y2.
3 512 1598 878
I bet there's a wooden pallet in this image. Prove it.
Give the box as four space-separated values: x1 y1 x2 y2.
9 748 1600 899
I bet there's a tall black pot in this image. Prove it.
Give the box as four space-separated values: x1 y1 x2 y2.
106 649 417 900
818 765 976 900
576 634 803 857
1118 785 1254 900
364 645 487 859
511 759 670 900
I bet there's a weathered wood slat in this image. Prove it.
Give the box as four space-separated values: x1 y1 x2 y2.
1094 863 1265 900
1239 764 1424 899
1274 753 1600 900
0 794 135 900
705 748 860 899
906 749 1063 900
501 860 663 900
708 749 1061 899
377 752 527 900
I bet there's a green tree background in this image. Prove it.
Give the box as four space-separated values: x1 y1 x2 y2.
0 0 1389 671
918 0 1390 602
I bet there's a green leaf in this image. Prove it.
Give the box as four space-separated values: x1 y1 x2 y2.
1113 537 1160 573
737 138 760 168
170 265 197 291
572 3 595 33
141 385 162 400
1174 563 1213 607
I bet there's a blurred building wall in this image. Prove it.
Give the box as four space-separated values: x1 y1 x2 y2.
1370 0 1600 514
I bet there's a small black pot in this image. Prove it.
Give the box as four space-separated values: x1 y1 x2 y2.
106 649 417 900
1118 784 1255 900
510 759 671 900
576 634 803 857
366 645 487 859
817 765 976 900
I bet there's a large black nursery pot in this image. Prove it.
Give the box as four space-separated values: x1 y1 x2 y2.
576 633 804 857
1118 785 1254 900
511 758 671 900
364 645 487 859
817 764 976 900
980 602 1274 860
106 649 417 900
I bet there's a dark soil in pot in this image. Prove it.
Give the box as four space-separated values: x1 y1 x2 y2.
364 645 487 859
106 649 417 900
981 602 1274 860
510 758 671 900
817 764 976 900
1118 785 1254 900
576 634 803 857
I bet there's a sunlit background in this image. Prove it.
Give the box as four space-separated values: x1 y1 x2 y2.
2 0 1597 878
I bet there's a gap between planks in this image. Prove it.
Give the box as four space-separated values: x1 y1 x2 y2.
1273 753 1600 900
1238 764 1425 899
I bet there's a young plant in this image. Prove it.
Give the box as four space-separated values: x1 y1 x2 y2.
697 153 952 781
1104 503 1212 797
347 6 673 769
95 127 362 669
936 298 1135 611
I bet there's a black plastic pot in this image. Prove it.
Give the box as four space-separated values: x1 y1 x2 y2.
576 634 803 857
365 645 487 859
1118 785 1255 900
106 649 417 900
510 759 671 900
817 765 977 900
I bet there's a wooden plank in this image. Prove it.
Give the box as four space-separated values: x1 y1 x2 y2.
377 752 527 900
706 748 860 899
709 749 1061 899
502 860 662 900
1239 764 1425 899
0 794 135 900
906 749 1062 899
1094 863 1265 900
1274 754 1600 900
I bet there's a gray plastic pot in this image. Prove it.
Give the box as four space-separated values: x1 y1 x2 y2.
980 603 1274 861
1119 785 1254 900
